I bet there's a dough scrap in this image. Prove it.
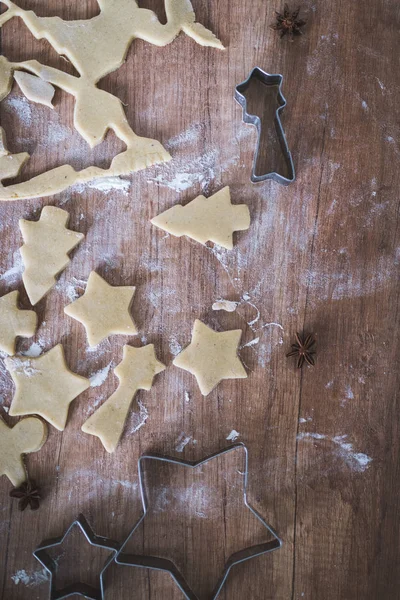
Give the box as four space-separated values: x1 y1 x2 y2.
173 319 247 396
0 1 223 200
0 126 29 181
14 71 55 108
19 206 84 305
82 344 166 452
0 290 37 355
0 416 47 486
151 186 251 250
64 271 138 347
5 344 90 431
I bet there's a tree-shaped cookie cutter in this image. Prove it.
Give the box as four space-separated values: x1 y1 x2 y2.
235 67 295 185
116 443 282 599
33 514 120 600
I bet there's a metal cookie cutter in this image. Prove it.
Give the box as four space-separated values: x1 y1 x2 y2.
33 513 120 600
235 67 295 185
116 443 282 599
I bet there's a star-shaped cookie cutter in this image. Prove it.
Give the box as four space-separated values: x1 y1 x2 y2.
116 443 282 599
33 513 120 600
235 67 295 185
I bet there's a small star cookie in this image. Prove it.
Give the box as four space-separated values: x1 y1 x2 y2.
0 291 37 355
82 344 165 452
5 344 90 430
0 417 47 486
173 320 247 395
64 271 138 347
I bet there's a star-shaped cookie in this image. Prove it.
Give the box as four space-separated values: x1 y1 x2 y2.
0 291 37 355
173 320 247 395
5 344 90 430
64 271 138 347
82 344 166 452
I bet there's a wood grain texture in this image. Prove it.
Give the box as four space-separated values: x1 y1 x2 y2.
0 0 399 598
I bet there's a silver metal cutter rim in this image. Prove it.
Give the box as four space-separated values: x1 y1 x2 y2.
235 66 296 185
33 513 120 600
116 442 282 600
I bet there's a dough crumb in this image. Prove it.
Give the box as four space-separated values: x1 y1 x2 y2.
212 300 238 312
226 429 240 442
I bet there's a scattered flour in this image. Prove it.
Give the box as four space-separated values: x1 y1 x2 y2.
175 432 192 452
7 357 40 377
3 95 32 126
11 568 48 587
73 176 131 195
129 400 149 433
299 417 313 424
184 391 190 403
89 362 112 387
147 149 219 193
169 336 183 356
22 342 43 358
165 122 204 149
241 337 259 349
226 430 240 442
297 432 373 472
0 252 23 284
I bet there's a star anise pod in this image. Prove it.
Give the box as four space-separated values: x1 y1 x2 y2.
286 332 316 368
10 479 41 511
271 4 306 39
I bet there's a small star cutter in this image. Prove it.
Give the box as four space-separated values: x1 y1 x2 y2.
235 66 295 185
33 513 120 600
116 443 282 599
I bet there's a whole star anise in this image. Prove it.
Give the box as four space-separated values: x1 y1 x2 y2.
286 332 316 368
271 4 306 39
10 479 41 511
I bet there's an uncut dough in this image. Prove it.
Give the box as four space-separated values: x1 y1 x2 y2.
20 206 84 305
64 271 138 347
82 344 166 452
5 344 90 431
0 1 223 200
0 417 47 486
173 320 247 396
0 291 37 355
151 186 251 250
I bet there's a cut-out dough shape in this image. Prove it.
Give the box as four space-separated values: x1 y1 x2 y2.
64 271 138 347
82 344 165 452
20 205 84 305
14 70 55 108
0 416 47 486
0 0 223 200
0 290 37 355
151 186 251 250
173 319 247 395
0 126 29 182
5 344 90 430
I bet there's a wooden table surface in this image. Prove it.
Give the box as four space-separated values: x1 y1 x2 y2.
0 1 399 599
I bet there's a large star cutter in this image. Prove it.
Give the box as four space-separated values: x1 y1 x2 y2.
235 67 295 185
33 513 120 600
116 443 282 599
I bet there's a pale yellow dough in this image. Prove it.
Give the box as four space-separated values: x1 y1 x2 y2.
5 344 90 431
20 206 84 305
151 186 251 250
82 344 166 452
173 319 247 396
0 416 47 486
64 271 138 347
0 1 223 200
14 71 55 108
0 291 37 355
